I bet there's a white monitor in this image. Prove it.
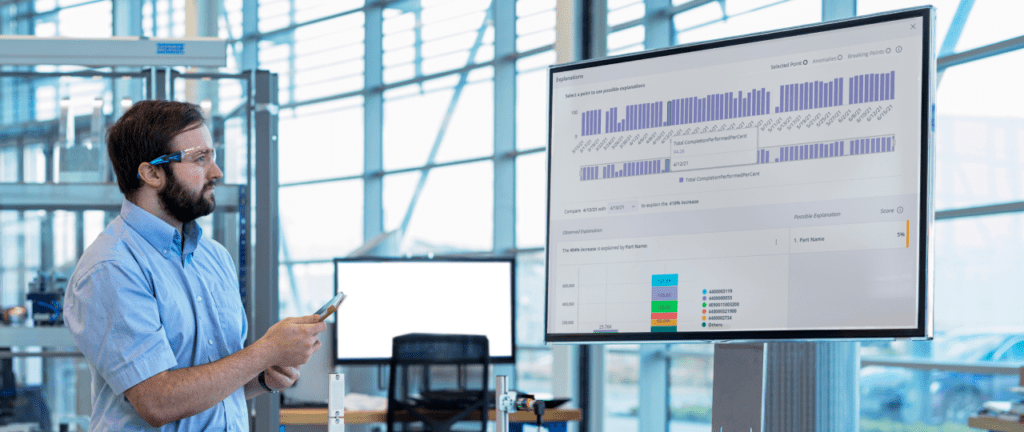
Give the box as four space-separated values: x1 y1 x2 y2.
334 258 516 363
545 8 935 343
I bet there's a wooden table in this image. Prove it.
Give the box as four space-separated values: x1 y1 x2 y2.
968 415 1024 432
281 407 582 431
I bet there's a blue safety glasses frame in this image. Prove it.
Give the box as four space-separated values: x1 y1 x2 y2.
136 146 215 179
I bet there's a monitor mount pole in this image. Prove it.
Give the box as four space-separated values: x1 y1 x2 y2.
495 375 546 432
712 343 767 432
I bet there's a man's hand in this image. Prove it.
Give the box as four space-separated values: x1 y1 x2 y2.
264 365 300 391
257 315 326 367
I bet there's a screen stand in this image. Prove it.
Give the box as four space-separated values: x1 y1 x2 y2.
711 342 860 432
711 343 767 432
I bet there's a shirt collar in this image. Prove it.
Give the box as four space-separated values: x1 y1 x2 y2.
120 200 203 261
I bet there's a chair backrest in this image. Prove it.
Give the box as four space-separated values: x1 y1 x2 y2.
387 333 490 432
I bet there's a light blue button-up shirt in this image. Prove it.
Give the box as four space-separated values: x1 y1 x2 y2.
65 200 248 431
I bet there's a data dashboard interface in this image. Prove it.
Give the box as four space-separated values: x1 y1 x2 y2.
545 9 934 342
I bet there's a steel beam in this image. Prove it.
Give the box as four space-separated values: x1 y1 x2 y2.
935 201 1024 220
822 0 856 22
861 356 1024 375
938 34 1024 71
639 345 669 432
940 0 974 56
251 70 280 432
364 3 384 242
494 0 516 255
0 183 241 211
645 0 673 49
0 35 227 67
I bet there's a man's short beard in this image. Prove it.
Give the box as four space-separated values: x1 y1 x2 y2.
158 169 216 224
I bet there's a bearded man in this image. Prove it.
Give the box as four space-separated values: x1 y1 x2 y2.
65 100 325 431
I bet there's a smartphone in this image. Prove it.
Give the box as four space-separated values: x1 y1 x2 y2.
314 291 346 322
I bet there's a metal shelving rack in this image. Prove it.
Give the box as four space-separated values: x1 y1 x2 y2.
0 36 281 432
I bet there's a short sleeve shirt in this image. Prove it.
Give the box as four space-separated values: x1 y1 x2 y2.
65 200 248 431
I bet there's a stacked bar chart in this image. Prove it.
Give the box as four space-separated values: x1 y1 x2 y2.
579 158 671 181
577 70 896 138
651 274 679 333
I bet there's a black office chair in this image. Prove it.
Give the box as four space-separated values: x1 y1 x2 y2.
387 333 489 432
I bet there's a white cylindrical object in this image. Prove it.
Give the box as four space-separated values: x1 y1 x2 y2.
495 375 508 432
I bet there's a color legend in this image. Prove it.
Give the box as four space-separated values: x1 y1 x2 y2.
651 274 678 332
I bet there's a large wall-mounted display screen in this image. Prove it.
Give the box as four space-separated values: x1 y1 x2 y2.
545 8 934 343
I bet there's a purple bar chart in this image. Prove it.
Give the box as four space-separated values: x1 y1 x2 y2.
580 135 896 181
764 135 895 164
582 109 602 136
580 158 672 181
578 88 771 136
770 70 894 113
848 71 896 105
577 70 894 138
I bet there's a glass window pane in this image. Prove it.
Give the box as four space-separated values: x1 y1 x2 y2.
675 0 820 45
52 210 76 268
609 1 644 27
517 68 550 150
609 25 645 53
516 152 546 248
933 50 1024 210
84 210 105 248
957 1 1024 52
383 2 493 83
435 77 494 164
278 262 335 320
515 251 553 395
57 1 112 37
933 214 1024 332
517 0 556 52
383 171 419 232
294 0 364 24
860 214 1024 428
278 99 364 185
606 345 640 431
384 77 494 170
261 13 366 106
725 0 786 16
672 2 723 33
858 0 958 50
402 162 493 253
384 85 452 170
279 180 364 261
259 0 363 33
669 345 714 430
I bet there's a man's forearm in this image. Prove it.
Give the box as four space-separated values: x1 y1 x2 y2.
125 340 272 427
245 375 268 400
